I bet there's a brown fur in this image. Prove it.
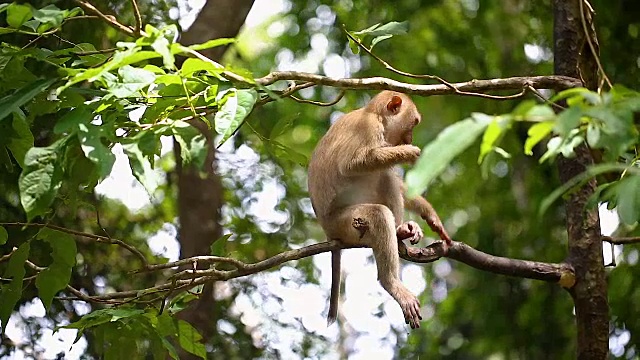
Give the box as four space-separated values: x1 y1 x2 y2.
308 91 451 329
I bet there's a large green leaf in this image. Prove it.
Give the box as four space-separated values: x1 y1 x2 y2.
406 114 491 197
35 228 76 310
6 3 32 29
122 141 160 194
616 175 640 225
0 78 57 122
19 140 65 220
77 123 115 178
214 88 258 146
5 114 34 167
176 320 206 359
0 242 30 333
108 65 156 98
172 120 207 168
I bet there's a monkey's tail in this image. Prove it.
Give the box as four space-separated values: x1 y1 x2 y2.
327 249 341 325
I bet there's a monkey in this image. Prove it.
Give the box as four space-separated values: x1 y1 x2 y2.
308 91 452 329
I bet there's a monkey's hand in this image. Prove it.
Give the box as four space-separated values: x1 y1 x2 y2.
396 221 424 245
401 145 421 164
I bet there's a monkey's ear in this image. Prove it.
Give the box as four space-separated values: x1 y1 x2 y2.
386 95 403 113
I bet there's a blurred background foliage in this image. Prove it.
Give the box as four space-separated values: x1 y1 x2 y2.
1 0 639 359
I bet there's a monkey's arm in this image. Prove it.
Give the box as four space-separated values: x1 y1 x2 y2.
405 195 452 243
343 145 421 175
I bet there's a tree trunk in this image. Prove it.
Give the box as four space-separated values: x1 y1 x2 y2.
174 1 255 358
553 1 609 359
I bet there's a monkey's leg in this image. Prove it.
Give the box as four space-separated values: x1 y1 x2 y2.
330 204 422 329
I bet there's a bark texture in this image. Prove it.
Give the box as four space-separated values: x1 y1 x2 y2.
553 1 609 359
174 0 255 358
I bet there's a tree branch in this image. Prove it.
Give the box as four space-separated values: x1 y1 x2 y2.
253 72 581 98
602 236 640 245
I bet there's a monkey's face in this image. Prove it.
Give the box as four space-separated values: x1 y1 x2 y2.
386 110 421 145
379 93 421 146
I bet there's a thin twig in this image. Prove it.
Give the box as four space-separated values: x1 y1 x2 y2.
343 27 529 100
73 0 138 37
290 90 346 106
0 222 148 267
579 0 612 90
602 236 640 245
130 0 143 36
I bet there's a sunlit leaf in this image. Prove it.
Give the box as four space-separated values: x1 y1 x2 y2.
77 124 115 178
6 3 32 29
478 116 512 163
524 121 554 155
122 141 160 194
406 113 491 197
214 88 258 147
188 38 235 51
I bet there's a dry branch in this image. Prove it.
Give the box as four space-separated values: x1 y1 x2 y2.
253 72 581 98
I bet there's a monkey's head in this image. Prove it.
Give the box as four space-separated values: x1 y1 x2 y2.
370 91 422 146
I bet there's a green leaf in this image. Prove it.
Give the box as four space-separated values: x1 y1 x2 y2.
0 78 57 122
550 87 601 105
214 88 258 146
108 66 156 98
6 3 32 29
524 121 554 155
406 114 491 197
0 242 30 333
354 21 408 37
54 107 93 134
269 113 296 139
77 124 115 178
554 106 582 136
188 38 235 51
151 34 175 70
176 320 206 359
6 115 34 167
19 141 65 220
180 58 223 76
172 120 207 168
210 234 232 255
538 163 637 217
616 175 640 225
267 140 308 166
122 142 160 194
60 307 146 343
478 116 512 163
0 226 7 245
35 228 76 310
32 5 65 28
523 104 555 122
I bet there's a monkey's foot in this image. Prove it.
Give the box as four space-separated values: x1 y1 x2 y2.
396 221 423 245
398 292 422 329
